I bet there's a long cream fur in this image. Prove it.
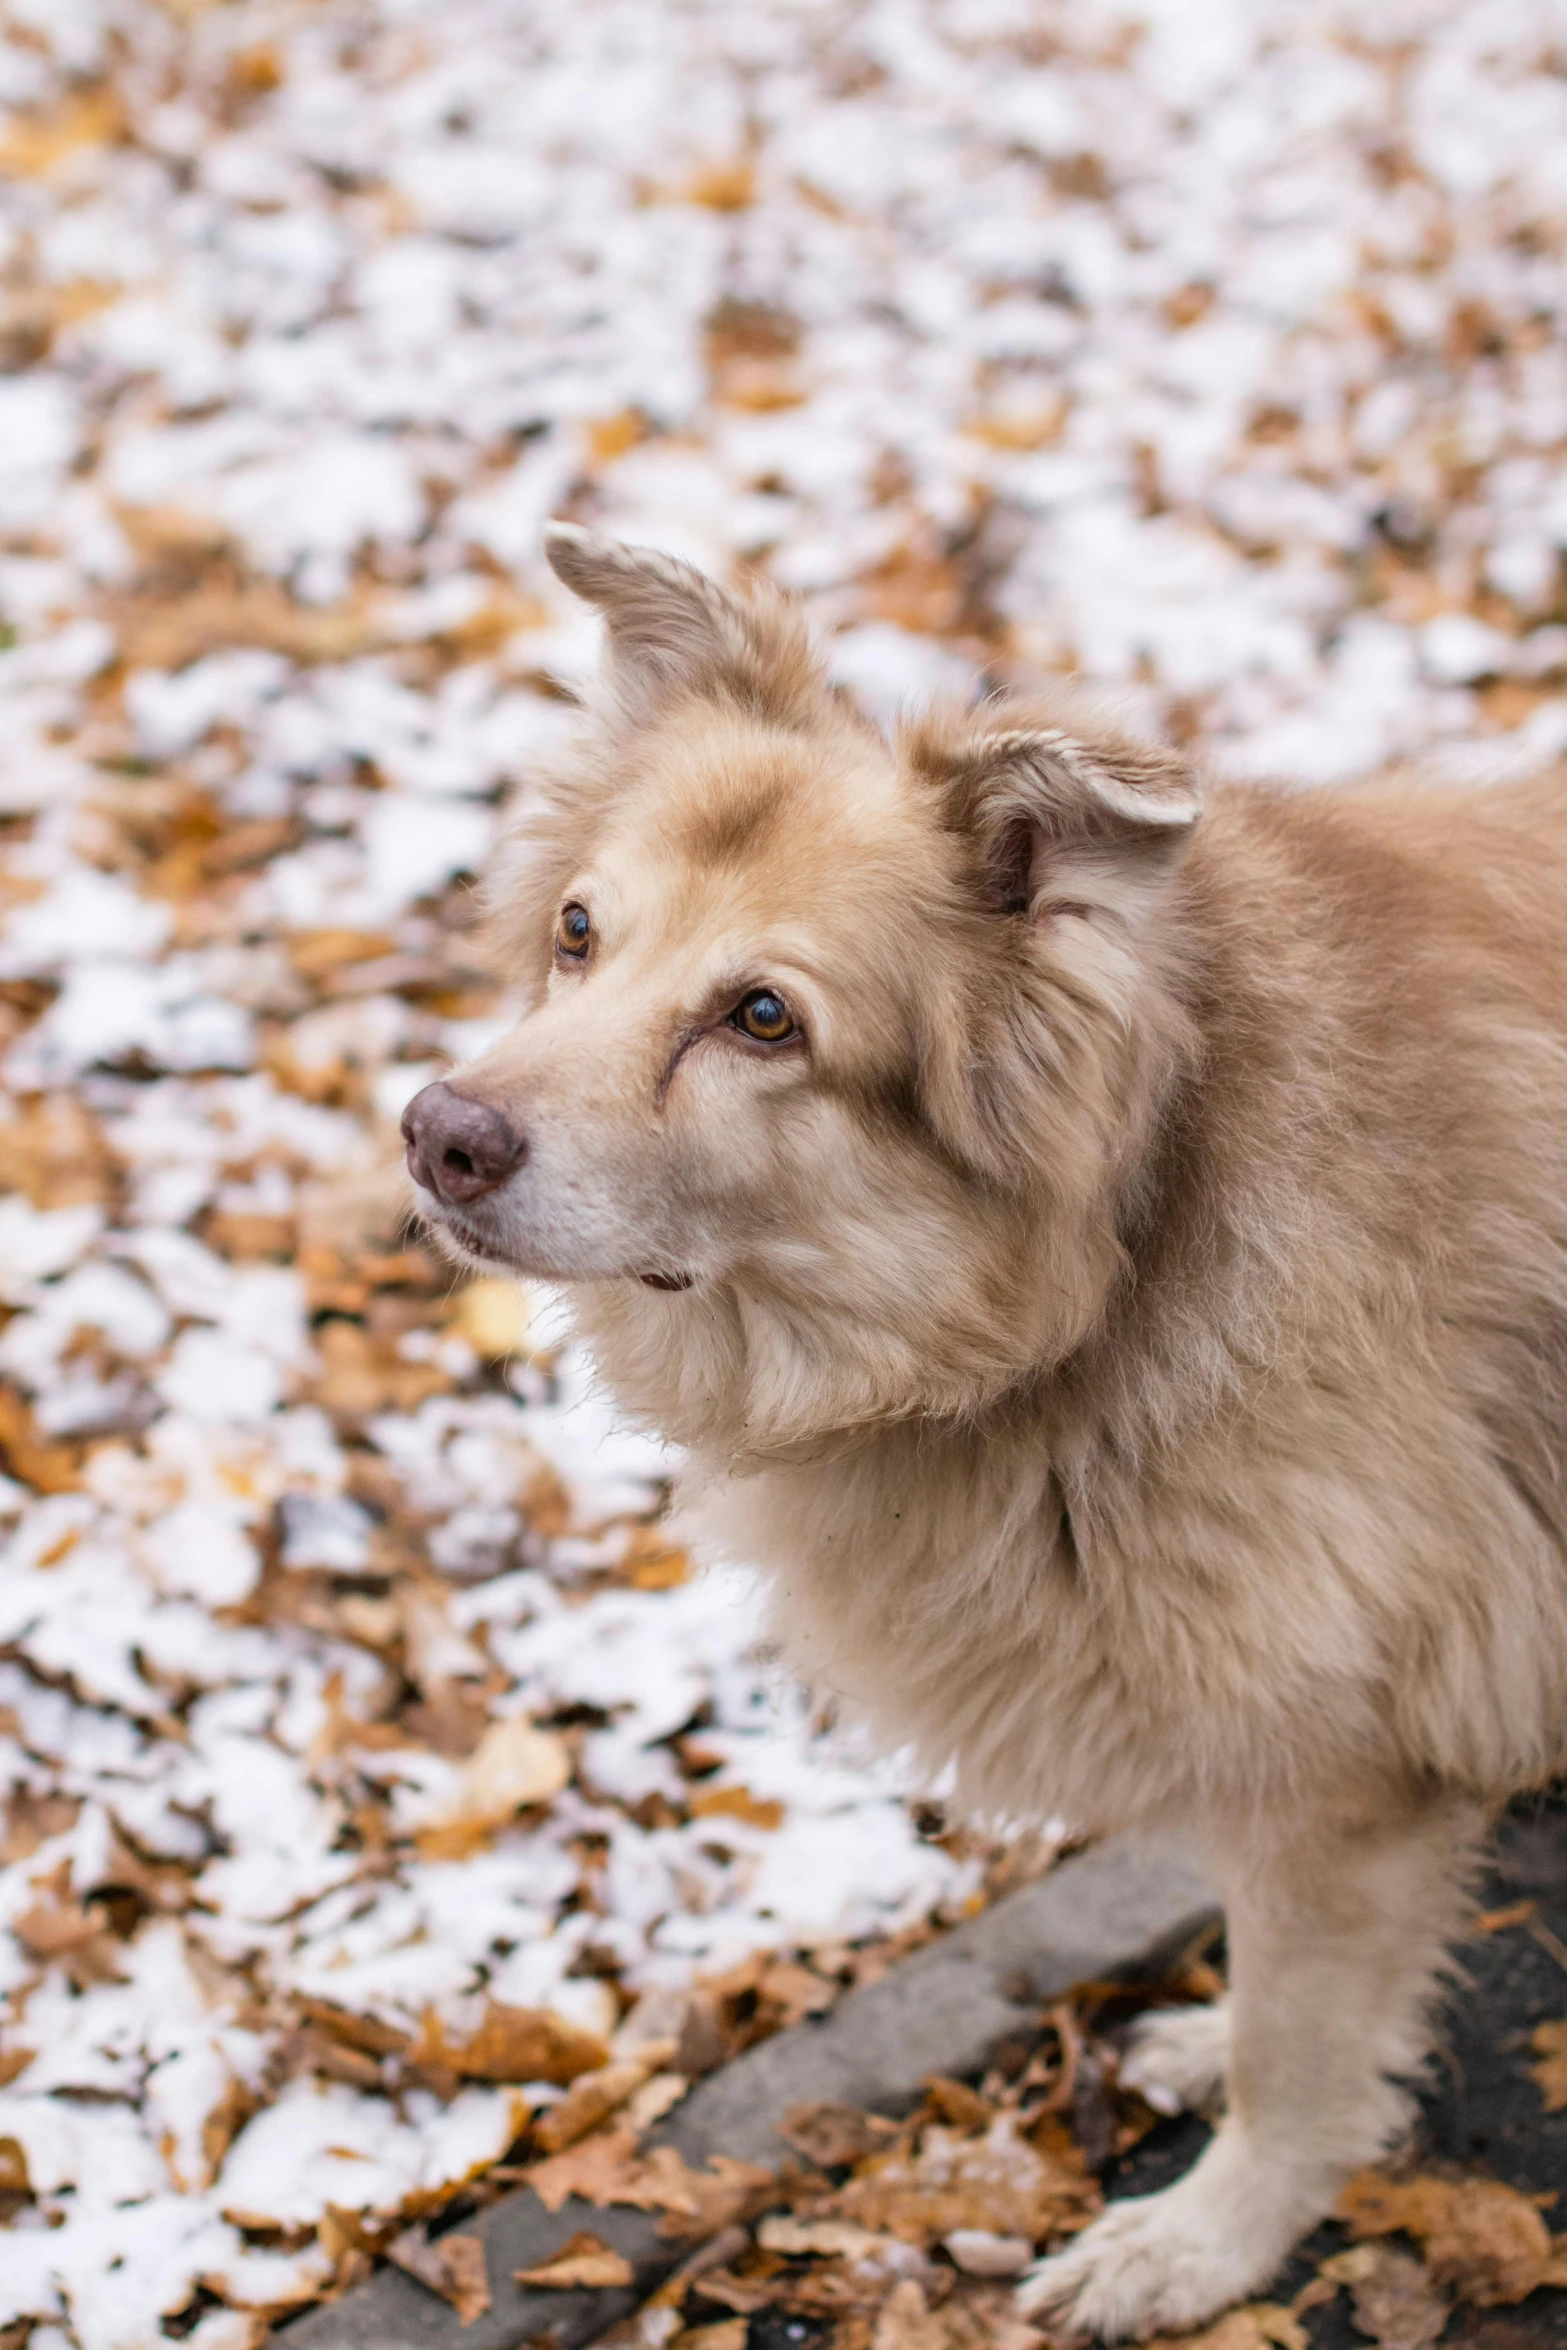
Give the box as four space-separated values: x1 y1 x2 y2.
411 526 1567 2338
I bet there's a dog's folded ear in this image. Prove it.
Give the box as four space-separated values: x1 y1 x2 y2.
544 523 824 731
912 710 1201 931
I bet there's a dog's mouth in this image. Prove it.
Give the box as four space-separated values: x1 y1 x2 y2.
420 1200 693 1292
423 1209 513 1270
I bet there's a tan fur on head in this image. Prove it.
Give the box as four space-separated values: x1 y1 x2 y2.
468 527 1211 1457
413 528 1567 2335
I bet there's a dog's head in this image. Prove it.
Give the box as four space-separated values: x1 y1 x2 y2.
405 527 1202 1458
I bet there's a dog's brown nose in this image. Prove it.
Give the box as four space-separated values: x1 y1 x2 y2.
402 1082 526 1205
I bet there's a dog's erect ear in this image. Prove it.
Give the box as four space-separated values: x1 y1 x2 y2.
913 713 1201 930
544 522 823 730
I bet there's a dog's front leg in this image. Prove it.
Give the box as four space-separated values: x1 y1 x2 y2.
1017 1796 1481 2341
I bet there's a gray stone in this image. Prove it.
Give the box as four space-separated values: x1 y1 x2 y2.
276 1835 1216 2350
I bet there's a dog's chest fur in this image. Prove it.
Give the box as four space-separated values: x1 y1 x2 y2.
690 1349 1567 1833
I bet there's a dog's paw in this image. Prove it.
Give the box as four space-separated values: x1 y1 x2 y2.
1015 2164 1288 2343
1119 1998 1230 2118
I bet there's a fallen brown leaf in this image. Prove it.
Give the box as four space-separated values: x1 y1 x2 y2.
387 2228 491 2325
514 2229 634 2289
923 2077 992 2133
781 2103 901 2170
0 1093 114 1208
1337 2169 1556 2305
830 2116 1097 2248
533 2063 649 2155
415 1715 571 1856
753 1957 836 2024
679 2324 747 2350
1530 2018 1567 2113
1151 2305 1307 2350
1317 2243 1448 2350
12 1895 123 1983
1473 1900 1535 1935
312 1319 454 1418
0 1385 82 1495
685 2268 789 2316
689 1785 786 1831
625 2071 688 2131
872 2278 948 2350
411 2001 608 2086
643 2146 777 2237
757 2216 890 2260
523 2128 770 2237
525 2124 643 2213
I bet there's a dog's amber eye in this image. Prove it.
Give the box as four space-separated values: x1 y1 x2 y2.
733 989 796 1043
555 903 591 960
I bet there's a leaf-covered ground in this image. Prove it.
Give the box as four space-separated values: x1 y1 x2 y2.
1 0 1566 2344
503 1799 1567 2350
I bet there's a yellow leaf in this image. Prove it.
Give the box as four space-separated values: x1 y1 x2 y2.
689 1785 785 1830
514 2229 633 2289
0 87 123 176
449 1277 533 1360
585 411 647 464
963 402 1069 452
1530 2018 1567 2112
685 159 754 211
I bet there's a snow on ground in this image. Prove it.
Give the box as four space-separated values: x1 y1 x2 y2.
0 0 1564 2340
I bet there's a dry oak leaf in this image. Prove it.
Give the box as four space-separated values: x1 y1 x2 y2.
1150 2305 1307 2350
831 2117 1098 2248
387 2228 491 2325
533 2063 651 2154
642 2146 776 2237
1530 2018 1567 2112
525 2123 644 2213
524 2131 771 2236
412 2000 608 2087
514 2229 634 2289
1316 2243 1448 2350
1337 2169 1562 2305
872 2279 949 2350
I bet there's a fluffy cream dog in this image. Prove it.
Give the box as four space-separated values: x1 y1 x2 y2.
403 526 1567 2339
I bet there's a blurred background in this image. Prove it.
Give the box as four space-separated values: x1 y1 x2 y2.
1 2 1565 2344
